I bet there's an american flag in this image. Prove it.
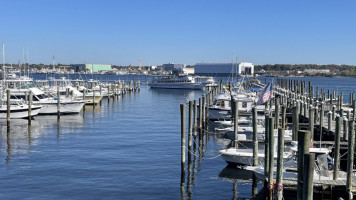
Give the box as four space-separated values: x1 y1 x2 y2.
255 82 273 106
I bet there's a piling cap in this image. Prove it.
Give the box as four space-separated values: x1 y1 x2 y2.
333 105 336 107
310 105 314 109
335 114 340 118
328 111 332 114
343 116 348 121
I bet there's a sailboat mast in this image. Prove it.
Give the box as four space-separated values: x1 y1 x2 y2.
2 43 6 83
53 56 55 71
26 48 29 77
231 54 234 84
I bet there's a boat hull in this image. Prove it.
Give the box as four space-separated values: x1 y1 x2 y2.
84 95 103 105
0 106 42 119
220 148 292 167
34 101 85 114
148 83 204 90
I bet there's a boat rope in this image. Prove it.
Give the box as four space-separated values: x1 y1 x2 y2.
204 153 222 160
184 147 221 160
340 151 348 158
238 141 249 149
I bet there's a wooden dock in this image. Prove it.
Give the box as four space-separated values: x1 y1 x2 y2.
180 78 356 200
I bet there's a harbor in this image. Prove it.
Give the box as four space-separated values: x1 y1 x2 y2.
0 74 355 199
2 1 356 199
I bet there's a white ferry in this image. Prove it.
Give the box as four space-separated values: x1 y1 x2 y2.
148 74 215 90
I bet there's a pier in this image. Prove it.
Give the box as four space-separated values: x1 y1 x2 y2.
180 78 356 200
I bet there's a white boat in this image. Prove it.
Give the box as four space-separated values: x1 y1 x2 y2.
44 77 103 105
4 77 85 114
208 92 255 121
220 148 293 167
0 99 42 119
220 140 330 168
148 74 214 90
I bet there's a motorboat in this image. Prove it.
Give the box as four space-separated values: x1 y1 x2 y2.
5 77 85 114
44 77 103 105
208 92 256 121
0 98 42 119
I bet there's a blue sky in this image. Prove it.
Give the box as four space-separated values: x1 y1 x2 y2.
1 0 355 66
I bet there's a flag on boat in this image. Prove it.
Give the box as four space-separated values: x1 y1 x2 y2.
255 82 273 106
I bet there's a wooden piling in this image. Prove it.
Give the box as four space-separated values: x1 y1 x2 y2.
332 105 336 120
343 116 348 141
199 98 202 131
276 128 284 200
340 91 344 108
57 87 60 119
303 153 315 200
180 104 186 174
350 93 353 106
93 90 95 107
25 91 28 104
234 100 238 148
319 102 324 145
202 96 206 127
346 120 355 199
83 89 86 112
353 100 356 121
333 115 341 180
275 98 280 128
193 100 197 137
252 107 258 166
268 117 274 200
7 89 10 122
188 101 193 150
292 106 299 141
28 91 32 123
281 106 286 129
264 114 270 177
297 130 310 200
327 111 332 134
304 102 307 118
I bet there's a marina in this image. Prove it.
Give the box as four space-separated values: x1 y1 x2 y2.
0 73 355 199
2 1 355 199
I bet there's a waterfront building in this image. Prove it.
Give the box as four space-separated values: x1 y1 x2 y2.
304 69 331 74
182 66 194 75
67 64 112 73
194 62 254 76
162 63 185 71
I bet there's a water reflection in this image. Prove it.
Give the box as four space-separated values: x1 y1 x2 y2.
218 167 265 199
150 88 200 103
6 122 11 163
0 114 85 163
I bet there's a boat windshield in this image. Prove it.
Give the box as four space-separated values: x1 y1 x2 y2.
37 94 48 99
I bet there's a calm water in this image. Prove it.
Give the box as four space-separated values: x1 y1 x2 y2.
0 75 355 199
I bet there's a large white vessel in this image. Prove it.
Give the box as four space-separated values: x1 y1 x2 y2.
148 74 215 90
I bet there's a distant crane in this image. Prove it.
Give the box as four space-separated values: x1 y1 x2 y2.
138 57 142 71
